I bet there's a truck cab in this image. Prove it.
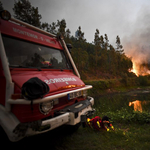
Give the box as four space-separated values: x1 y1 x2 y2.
0 10 94 142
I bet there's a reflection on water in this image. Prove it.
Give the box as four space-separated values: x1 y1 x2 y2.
94 89 150 114
129 100 150 112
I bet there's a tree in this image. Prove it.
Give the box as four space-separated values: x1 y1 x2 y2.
13 0 42 28
0 0 3 11
41 22 49 31
57 19 66 37
94 29 100 46
116 35 124 53
65 28 71 38
104 34 109 50
41 22 57 34
100 35 105 50
12 0 133 79
93 29 101 68
50 22 57 34
107 44 116 75
75 26 86 42
72 47 89 78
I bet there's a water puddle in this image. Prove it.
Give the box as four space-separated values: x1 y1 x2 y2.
94 89 150 113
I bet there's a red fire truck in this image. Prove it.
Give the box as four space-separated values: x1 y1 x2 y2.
0 10 94 142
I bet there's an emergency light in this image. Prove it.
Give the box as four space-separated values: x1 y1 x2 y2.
0 10 11 21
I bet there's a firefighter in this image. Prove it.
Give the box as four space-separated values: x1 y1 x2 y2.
86 116 115 131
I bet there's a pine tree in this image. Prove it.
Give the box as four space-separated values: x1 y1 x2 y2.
41 22 49 31
50 22 57 34
11 0 133 79
65 28 71 39
57 19 66 37
100 35 105 50
94 29 100 46
116 35 124 53
0 0 3 11
75 26 86 42
94 29 100 68
13 0 42 28
41 22 57 34
104 34 109 50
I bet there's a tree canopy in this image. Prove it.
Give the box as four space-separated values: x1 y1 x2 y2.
0 0 3 11
13 0 41 28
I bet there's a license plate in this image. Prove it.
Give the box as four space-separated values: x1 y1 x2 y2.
67 91 83 100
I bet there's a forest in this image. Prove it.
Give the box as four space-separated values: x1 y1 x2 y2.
0 0 135 80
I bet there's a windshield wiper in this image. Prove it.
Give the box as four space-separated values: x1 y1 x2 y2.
9 65 55 71
40 66 54 69
9 65 29 68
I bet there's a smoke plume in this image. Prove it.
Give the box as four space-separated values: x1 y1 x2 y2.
124 6 150 76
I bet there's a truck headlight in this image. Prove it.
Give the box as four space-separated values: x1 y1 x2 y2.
39 101 53 115
83 90 88 98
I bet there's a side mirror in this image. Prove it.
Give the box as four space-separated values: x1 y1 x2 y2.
66 44 72 53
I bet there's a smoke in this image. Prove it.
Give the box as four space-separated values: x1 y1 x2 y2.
124 6 150 75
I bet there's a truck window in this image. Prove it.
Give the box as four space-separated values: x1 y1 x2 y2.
2 35 72 70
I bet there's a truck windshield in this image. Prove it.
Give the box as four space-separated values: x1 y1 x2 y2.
2 35 72 70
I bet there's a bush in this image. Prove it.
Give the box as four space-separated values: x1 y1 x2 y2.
100 108 150 124
138 76 148 86
121 73 128 86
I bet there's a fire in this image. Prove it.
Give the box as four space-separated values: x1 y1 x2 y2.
130 62 139 76
129 100 150 112
126 47 150 76
129 59 150 76
129 100 142 112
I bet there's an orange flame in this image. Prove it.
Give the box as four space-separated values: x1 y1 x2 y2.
129 100 150 112
130 61 139 76
126 46 150 76
129 59 150 76
129 100 143 112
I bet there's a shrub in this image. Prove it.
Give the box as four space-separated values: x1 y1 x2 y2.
138 76 148 86
100 108 150 124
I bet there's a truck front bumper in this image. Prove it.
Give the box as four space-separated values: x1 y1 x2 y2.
29 96 94 133
12 96 94 141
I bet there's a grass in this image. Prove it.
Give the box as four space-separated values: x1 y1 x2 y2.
52 87 150 150
55 123 150 150
4 122 150 150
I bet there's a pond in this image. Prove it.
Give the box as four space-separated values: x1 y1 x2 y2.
93 88 150 123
